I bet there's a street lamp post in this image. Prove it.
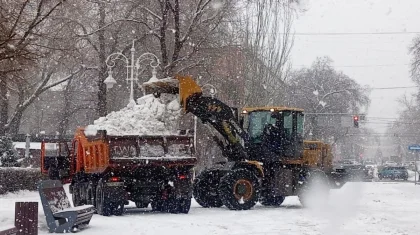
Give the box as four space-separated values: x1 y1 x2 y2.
104 40 160 105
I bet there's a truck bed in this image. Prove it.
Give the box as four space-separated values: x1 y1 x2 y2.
75 129 196 174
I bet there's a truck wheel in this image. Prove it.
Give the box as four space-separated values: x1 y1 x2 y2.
112 204 124 216
218 169 259 210
151 200 165 212
169 198 191 214
390 175 395 180
86 184 96 207
193 170 223 208
72 187 82 207
260 196 285 206
95 183 112 216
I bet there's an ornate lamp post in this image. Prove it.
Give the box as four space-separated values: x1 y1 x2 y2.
104 40 160 105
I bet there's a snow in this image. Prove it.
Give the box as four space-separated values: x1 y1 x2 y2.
85 94 181 136
13 142 41 150
1 182 420 234
408 170 419 181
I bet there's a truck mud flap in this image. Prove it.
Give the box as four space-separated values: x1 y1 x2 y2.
103 184 126 203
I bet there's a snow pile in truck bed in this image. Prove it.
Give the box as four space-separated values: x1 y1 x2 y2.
85 94 181 136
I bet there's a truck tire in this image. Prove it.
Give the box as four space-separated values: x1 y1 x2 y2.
95 183 112 216
260 196 285 207
151 200 165 212
86 183 96 207
193 170 223 208
72 187 82 207
169 197 191 214
218 169 259 210
112 204 124 216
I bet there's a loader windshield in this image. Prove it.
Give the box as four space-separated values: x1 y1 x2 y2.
248 111 276 143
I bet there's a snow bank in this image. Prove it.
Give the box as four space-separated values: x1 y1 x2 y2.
85 94 181 136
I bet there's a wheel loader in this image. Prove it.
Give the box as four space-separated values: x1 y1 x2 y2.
143 75 348 210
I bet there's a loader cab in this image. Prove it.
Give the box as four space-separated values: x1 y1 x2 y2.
240 107 304 161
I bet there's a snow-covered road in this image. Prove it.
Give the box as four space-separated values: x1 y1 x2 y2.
1 182 419 235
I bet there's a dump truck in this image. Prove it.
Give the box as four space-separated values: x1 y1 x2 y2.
41 128 196 215
142 75 348 210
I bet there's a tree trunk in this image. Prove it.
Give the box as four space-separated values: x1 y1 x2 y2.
97 1 107 117
0 78 8 135
7 108 24 136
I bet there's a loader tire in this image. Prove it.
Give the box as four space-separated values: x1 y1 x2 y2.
193 170 223 208
260 196 285 207
218 169 259 210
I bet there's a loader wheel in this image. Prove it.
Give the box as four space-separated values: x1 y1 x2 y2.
96 183 112 216
218 169 259 210
193 170 223 208
260 196 285 207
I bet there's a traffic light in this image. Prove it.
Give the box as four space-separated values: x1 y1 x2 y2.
353 115 359 128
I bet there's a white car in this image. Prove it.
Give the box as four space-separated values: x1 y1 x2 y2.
384 161 398 167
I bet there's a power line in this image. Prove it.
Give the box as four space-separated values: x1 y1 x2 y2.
290 31 420 36
368 86 419 90
293 64 409 68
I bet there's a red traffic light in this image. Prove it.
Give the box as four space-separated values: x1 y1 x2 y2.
353 115 359 121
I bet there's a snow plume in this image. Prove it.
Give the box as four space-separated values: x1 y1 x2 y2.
85 94 181 136
303 179 364 235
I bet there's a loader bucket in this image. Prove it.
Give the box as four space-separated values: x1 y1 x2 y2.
142 75 202 112
142 77 179 95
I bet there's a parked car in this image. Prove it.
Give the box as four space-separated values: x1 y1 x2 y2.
335 162 372 181
363 160 377 169
378 166 408 180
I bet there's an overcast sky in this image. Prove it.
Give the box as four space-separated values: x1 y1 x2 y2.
291 0 420 133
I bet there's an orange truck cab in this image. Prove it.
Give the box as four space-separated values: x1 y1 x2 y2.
41 128 196 215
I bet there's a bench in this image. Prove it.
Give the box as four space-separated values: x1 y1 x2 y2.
38 180 94 233
0 202 38 235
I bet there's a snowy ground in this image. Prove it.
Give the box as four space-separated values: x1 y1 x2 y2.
1 182 420 235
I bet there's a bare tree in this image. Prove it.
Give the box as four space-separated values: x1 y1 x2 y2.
240 0 295 106
0 0 81 135
286 57 370 141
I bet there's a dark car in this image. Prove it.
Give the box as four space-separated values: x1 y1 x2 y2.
334 162 372 181
378 166 408 180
